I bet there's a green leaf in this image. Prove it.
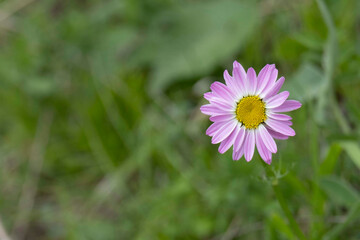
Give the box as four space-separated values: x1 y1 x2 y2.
140 0 259 94
323 201 360 240
24 76 57 98
91 26 138 79
339 141 360 169
284 63 326 102
319 143 342 175
319 176 360 208
292 32 323 50
269 214 296 240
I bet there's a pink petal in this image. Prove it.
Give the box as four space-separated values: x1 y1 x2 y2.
223 70 237 94
264 77 285 99
204 92 213 101
271 100 302 113
266 118 295 136
266 91 289 109
206 93 235 108
223 70 233 87
255 130 272 164
211 101 234 111
232 67 247 95
210 82 236 102
200 104 232 116
224 70 241 97
212 120 237 144
266 126 289 140
206 122 223 136
281 120 293 126
258 124 277 153
244 130 255 162
261 68 278 97
268 113 292 121
233 126 246 152
233 61 246 76
246 67 257 95
204 92 230 105
256 64 272 95
209 99 234 108
210 114 235 122
218 125 240 154
232 144 244 161
233 61 246 93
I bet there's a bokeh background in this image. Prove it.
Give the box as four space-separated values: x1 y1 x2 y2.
0 0 359 239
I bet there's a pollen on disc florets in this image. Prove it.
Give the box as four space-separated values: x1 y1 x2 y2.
236 95 267 129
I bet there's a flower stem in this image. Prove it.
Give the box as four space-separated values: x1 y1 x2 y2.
261 162 307 240
329 92 350 134
272 181 307 240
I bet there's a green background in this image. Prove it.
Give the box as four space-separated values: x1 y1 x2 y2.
0 0 359 239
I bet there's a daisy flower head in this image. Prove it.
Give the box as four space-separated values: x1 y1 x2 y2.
200 61 301 164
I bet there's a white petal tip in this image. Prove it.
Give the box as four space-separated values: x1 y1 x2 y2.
270 149 277 154
264 159 272 165
245 156 252 162
218 148 227 154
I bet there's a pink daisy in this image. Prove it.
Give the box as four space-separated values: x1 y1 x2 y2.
200 61 301 164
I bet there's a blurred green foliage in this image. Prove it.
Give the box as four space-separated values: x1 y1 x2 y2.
0 0 359 239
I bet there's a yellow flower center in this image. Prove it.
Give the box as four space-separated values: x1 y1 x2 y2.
236 96 267 129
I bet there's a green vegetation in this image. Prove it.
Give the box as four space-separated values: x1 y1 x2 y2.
0 0 359 239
